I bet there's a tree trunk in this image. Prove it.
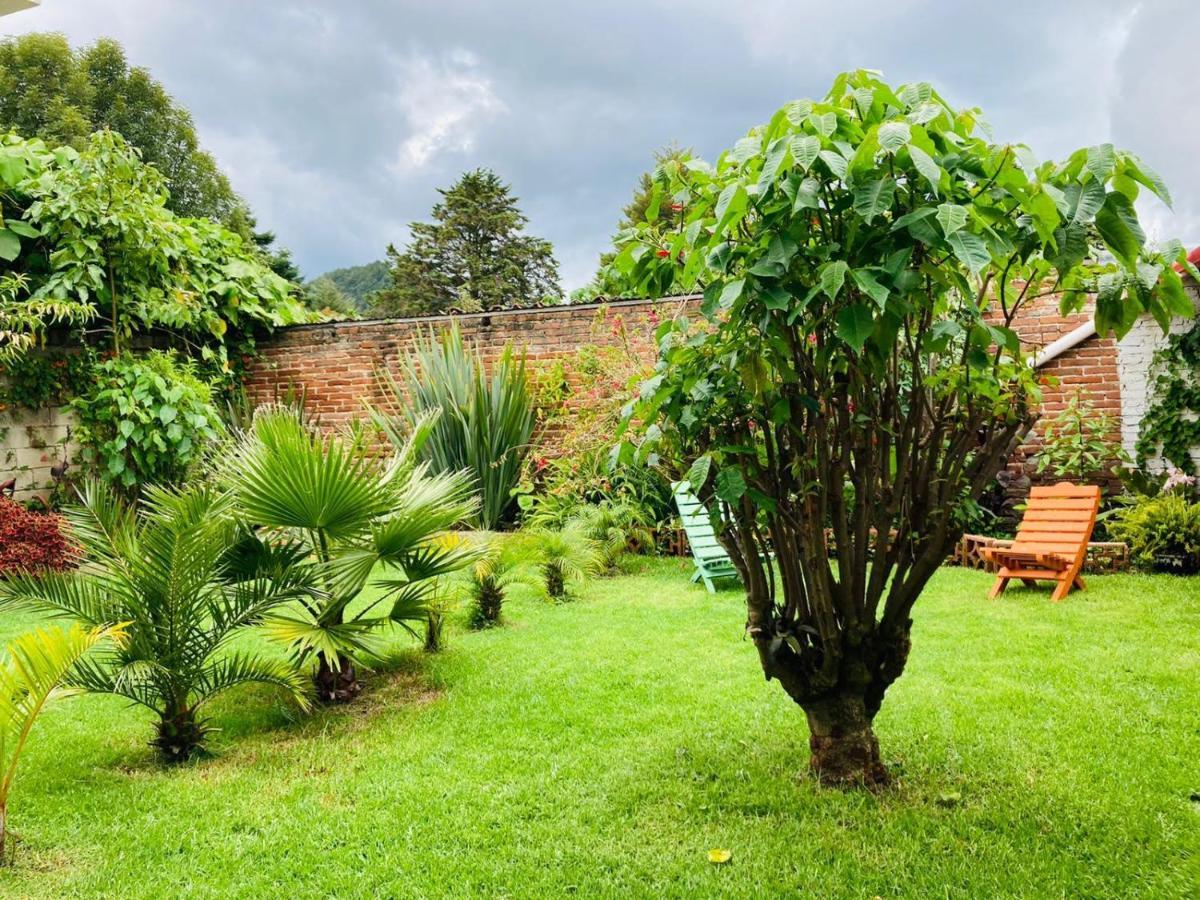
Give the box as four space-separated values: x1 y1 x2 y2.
0 803 8 865
153 706 207 764
802 694 890 788
315 652 361 703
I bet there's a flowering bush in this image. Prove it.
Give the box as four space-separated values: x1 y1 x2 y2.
0 497 74 575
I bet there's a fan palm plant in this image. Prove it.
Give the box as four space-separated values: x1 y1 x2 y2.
0 481 312 763
566 501 655 572
376 324 534 529
226 406 479 702
0 622 125 862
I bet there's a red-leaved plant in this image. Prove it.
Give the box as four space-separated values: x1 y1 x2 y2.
0 497 74 575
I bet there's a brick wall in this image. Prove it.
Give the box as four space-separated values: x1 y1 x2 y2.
242 296 701 431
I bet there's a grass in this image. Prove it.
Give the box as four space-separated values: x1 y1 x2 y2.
0 559 1196 898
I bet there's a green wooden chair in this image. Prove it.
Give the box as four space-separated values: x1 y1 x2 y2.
672 481 740 593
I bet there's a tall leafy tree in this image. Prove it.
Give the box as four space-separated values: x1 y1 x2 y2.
0 34 295 280
371 169 561 317
309 260 391 311
610 71 1192 785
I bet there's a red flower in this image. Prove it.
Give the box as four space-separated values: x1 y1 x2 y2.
534 456 548 473
669 202 684 213
656 249 671 258
807 333 818 346
847 401 857 415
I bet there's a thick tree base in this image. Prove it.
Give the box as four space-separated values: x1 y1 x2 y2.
315 654 361 704
804 698 891 788
153 710 208 764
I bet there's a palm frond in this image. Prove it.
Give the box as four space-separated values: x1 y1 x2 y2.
192 652 312 713
262 613 388 664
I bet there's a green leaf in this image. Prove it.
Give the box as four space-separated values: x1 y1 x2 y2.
0 228 20 262
907 144 941 195
715 467 746 504
878 121 911 153
685 456 712 491
851 269 890 308
1070 180 1106 225
714 183 748 224
1122 154 1172 207
1094 191 1145 269
852 178 896 223
790 134 821 172
836 304 875 351
792 177 821 211
935 203 967 237
1085 143 1115 181
718 278 745 309
810 111 837 138
946 231 991 274
890 207 936 233
818 150 848 180
819 260 849 300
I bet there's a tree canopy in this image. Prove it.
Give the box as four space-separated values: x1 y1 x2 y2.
370 169 562 317
0 33 297 282
608 70 1192 785
0 131 307 365
308 260 391 311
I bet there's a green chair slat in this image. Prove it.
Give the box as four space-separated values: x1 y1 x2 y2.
672 480 741 594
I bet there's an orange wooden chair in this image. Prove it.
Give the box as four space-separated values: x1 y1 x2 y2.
981 483 1101 602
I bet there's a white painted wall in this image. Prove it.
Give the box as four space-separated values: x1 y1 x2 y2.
1115 288 1200 472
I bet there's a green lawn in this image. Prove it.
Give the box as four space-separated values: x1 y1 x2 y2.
0 559 1196 898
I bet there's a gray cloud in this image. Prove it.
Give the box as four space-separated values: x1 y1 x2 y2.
5 0 1195 287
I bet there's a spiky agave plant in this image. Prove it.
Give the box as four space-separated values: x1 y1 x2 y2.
0 623 125 862
529 523 603 602
0 482 312 763
227 406 481 702
375 323 535 530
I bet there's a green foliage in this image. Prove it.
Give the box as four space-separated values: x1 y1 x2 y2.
378 325 535 530
459 533 530 629
0 272 93 362
72 351 222 493
0 345 96 409
302 276 357 318
0 481 310 762
1136 318 1200 474
566 500 654 571
1035 392 1126 481
527 523 603 602
1109 492 1200 567
0 621 125 862
605 70 1186 775
225 406 480 700
0 131 308 365
371 169 562 317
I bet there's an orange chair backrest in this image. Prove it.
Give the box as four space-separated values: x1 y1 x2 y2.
1012 483 1101 563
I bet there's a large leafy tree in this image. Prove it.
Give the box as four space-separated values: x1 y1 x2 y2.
371 169 562 317
308 260 391 311
0 34 295 279
610 71 1192 785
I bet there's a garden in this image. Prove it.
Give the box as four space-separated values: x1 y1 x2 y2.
1 68 1199 897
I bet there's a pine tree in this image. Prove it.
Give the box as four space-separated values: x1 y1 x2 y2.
371 169 561 317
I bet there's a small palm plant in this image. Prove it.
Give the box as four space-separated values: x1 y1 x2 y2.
529 524 602 602
461 533 531 628
0 481 312 763
227 406 479 702
566 501 654 572
0 623 125 863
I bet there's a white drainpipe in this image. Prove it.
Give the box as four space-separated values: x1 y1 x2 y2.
1030 321 1096 369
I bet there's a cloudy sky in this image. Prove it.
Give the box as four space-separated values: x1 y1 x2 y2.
6 1 1198 289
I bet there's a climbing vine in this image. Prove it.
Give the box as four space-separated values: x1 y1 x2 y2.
1137 319 1200 473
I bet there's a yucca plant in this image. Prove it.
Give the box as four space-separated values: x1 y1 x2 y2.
226 406 480 702
529 523 603 602
0 623 125 862
377 324 535 529
566 501 655 572
460 533 532 628
0 482 310 763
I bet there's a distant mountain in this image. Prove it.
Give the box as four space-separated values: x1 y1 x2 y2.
307 261 391 311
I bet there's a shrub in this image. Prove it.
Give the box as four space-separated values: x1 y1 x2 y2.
566 500 654 571
528 524 602 602
1035 392 1126 482
378 324 534 530
1109 493 1200 568
72 351 223 493
0 481 311 763
0 497 73 575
